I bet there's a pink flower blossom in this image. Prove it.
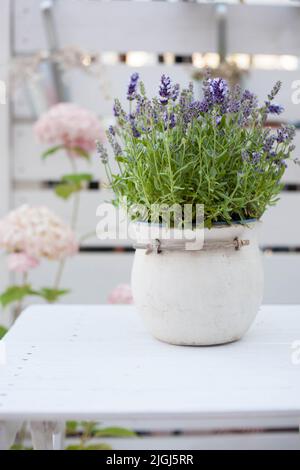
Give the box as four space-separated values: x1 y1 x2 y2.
0 205 78 261
7 252 39 273
108 284 134 305
34 103 104 154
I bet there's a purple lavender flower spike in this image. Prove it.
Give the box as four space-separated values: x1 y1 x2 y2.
113 99 122 117
228 100 240 113
127 72 139 101
215 116 222 126
96 141 109 164
164 112 176 130
263 135 276 153
108 125 116 136
171 83 180 101
267 81 282 101
159 75 172 105
276 129 288 143
266 103 284 115
199 99 209 113
208 78 229 104
131 125 141 138
240 89 258 125
252 152 262 164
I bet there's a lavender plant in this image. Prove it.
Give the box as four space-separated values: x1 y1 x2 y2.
98 72 296 227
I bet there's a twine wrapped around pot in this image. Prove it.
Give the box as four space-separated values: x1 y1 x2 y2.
134 237 250 254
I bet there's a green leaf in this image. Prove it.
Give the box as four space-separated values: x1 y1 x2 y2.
66 421 79 436
65 443 112 451
0 325 8 339
41 145 64 159
35 288 70 303
83 444 112 450
115 156 126 163
95 427 137 438
55 182 81 200
10 444 33 451
0 285 34 308
62 173 93 184
68 147 90 159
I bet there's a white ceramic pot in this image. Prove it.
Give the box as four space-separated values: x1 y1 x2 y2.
131 222 264 346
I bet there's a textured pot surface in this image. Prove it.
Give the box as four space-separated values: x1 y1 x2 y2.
131 222 264 346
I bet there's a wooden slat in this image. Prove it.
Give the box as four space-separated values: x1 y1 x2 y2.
11 65 195 120
13 189 300 247
263 253 300 304
76 433 300 450
13 188 134 247
12 123 106 182
244 70 300 122
13 1 300 55
260 193 300 246
0 0 12 323
13 0 216 54
12 120 300 184
12 66 300 121
0 0 11 215
227 4 300 55
27 252 133 304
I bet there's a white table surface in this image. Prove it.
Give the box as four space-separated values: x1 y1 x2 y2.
0 304 300 431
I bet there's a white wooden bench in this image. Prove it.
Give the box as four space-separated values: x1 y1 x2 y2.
0 304 300 450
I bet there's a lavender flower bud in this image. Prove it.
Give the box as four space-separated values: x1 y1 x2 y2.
265 102 284 115
208 78 229 104
199 99 209 113
263 135 276 153
252 152 262 164
106 130 122 157
164 112 176 130
171 83 180 101
267 81 282 101
96 141 108 164
276 125 295 143
159 74 172 105
127 72 139 101
108 125 116 136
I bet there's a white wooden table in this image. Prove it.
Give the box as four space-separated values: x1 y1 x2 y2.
0 305 300 450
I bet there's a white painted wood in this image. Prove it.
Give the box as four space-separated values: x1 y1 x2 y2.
13 0 216 54
263 253 300 304
12 67 300 123
12 188 131 247
13 189 300 247
11 65 195 120
0 0 11 217
0 0 12 322
244 70 300 122
0 421 22 450
13 1 300 55
227 4 300 55
27 252 133 304
260 193 300 246
30 421 64 450
0 305 299 432
12 122 106 181
69 433 300 451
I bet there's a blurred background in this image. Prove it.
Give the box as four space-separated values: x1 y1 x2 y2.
0 0 300 327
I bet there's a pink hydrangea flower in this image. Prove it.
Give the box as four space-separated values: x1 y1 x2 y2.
34 103 104 154
7 252 39 273
108 284 134 305
0 205 78 261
